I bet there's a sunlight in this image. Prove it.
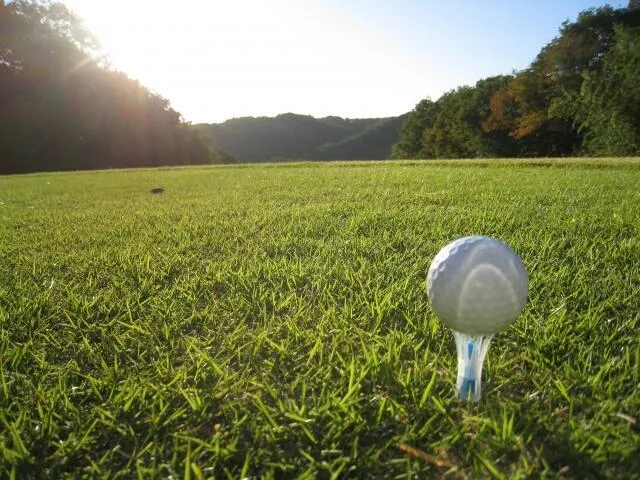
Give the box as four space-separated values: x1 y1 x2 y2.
63 0 444 122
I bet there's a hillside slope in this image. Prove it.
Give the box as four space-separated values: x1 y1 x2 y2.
195 113 406 162
310 114 408 160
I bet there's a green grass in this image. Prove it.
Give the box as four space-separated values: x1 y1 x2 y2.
1 159 639 479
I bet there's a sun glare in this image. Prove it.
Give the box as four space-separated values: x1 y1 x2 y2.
64 0 443 122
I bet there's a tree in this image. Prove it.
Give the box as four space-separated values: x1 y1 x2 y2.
0 0 217 174
572 26 640 155
393 4 640 160
391 99 438 159
392 76 515 159
483 5 640 157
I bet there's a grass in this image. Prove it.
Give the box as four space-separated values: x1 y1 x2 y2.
0 159 639 479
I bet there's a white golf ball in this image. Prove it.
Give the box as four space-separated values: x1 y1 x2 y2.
427 236 528 335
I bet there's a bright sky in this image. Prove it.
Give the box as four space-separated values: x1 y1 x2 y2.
63 0 624 123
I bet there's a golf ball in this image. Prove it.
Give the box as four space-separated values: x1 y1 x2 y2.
427 236 528 335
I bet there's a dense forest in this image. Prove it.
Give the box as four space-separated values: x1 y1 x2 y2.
194 114 407 163
1 1 639 174
392 3 640 158
0 0 232 175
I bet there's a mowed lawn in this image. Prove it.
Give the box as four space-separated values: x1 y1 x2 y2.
0 159 639 479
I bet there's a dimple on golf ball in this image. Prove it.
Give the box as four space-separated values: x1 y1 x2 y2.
427 236 528 335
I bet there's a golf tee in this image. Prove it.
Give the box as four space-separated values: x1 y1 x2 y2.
453 331 494 402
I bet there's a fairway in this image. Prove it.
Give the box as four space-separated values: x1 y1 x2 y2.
1 160 639 478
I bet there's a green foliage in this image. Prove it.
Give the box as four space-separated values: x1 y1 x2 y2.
313 115 408 160
392 77 514 159
3 0 640 170
0 160 639 477
391 99 438 159
485 5 640 157
424 77 516 158
190 125 237 164
419 88 481 158
0 0 217 174
395 4 640 159
573 26 640 155
199 113 403 163
0 0 100 71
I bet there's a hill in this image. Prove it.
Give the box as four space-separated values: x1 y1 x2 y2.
194 113 406 162
312 114 409 160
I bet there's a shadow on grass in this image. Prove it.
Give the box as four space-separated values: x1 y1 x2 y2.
539 433 607 480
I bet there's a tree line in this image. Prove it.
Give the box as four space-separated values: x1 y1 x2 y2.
2 1 639 175
392 3 640 159
0 0 233 175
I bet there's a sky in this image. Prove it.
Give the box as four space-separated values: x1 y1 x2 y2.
63 0 625 124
